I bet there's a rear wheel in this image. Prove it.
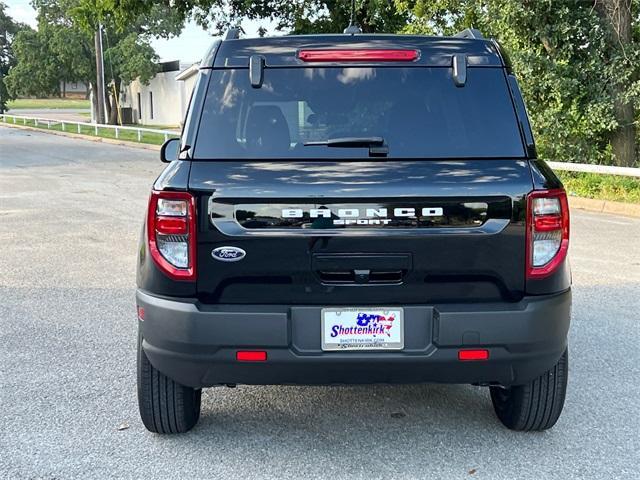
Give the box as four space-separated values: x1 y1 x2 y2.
137 332 202 433
490 349 568 431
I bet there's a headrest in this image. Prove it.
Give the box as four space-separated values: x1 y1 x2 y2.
245 105 291 154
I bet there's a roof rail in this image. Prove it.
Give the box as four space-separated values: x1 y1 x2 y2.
223 27 241 40
453 28 484 40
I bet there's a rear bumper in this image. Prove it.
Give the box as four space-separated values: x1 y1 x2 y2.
137 289 571 388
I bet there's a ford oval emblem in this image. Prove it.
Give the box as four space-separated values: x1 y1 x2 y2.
211 246 246 262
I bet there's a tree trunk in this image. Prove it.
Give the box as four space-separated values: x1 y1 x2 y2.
107 80 121 125
108 91 118 125
611 100 636 167
94 26 106 124
105 82 113 124
596 0 636 166
89 81 98 121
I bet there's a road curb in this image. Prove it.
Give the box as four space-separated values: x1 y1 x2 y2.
568 196 640 218
0 121 161 152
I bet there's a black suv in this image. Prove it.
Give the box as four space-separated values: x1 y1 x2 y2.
136 29 571 434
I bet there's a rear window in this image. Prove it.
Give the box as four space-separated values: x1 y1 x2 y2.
194 67 525 159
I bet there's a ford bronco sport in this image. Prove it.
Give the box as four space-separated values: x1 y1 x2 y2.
136 28 571 434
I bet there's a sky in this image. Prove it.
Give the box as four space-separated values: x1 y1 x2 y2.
4 0 278 63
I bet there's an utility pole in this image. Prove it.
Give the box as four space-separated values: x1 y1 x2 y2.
94 23 106 124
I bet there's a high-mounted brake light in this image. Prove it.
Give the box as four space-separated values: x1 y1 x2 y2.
526 189 570 279
147 190 196 281
298 49 419 62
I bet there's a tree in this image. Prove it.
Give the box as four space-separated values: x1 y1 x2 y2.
595 0 637 166
6 27 81 98
66 0 406 120
5 0 182 124
231 0 408 34
87 0 407 35
0 2 26 113
10 0 637 164
397 0 640 166
102 32 160 124
166 0 640 165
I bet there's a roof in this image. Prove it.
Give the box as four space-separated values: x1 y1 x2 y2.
202 34 503 69
158 60 181 73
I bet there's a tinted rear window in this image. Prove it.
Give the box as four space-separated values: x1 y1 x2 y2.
194 67 525 159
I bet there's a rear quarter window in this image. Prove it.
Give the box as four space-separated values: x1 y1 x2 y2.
194 67 525 159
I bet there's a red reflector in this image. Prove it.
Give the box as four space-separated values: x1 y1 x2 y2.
458 349 489 361
155 216 188 235
137 306 145 321
236 351 267 362
298 49 419 62
533 214 562 232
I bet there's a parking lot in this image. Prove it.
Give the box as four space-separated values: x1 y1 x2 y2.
1 126 639 479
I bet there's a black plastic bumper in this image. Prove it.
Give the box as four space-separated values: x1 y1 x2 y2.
137 290 571 388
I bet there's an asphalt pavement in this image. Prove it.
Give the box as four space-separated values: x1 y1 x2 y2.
1 126 639 479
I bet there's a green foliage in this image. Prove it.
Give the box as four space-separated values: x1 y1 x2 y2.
5 0 181 122
168 0 408 35
104 33 158 85
270 0 409 34
396 0 640 166
67 0 184 36
5 28 60 97
7 98 91 109
102 0 639 164
0 1 27 113
7 0 639 162
557 171 640 204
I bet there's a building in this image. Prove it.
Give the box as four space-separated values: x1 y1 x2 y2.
60 81 89 98
118 61 199 127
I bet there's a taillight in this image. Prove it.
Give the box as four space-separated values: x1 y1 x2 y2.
147 191 196 281
526 189 570 279
297 49 419 62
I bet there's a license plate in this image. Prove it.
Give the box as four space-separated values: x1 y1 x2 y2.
321 307 404 351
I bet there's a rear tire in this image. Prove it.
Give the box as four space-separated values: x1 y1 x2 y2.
490 348 568 431
137 332 201 433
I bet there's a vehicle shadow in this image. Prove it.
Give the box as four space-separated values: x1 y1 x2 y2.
194 382 501 439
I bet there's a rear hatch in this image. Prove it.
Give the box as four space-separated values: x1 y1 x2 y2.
188 39 533 305
192 159 530 305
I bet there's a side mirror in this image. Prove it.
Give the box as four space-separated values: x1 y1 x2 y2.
160 138 180 163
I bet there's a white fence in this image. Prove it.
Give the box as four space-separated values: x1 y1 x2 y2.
546 161 640 178
2 113 640 177
0 113 178 143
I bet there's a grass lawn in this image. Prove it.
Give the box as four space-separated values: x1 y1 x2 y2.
557 170 640 204
1 116 176 146
145 124 181 131
7 98 91 110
